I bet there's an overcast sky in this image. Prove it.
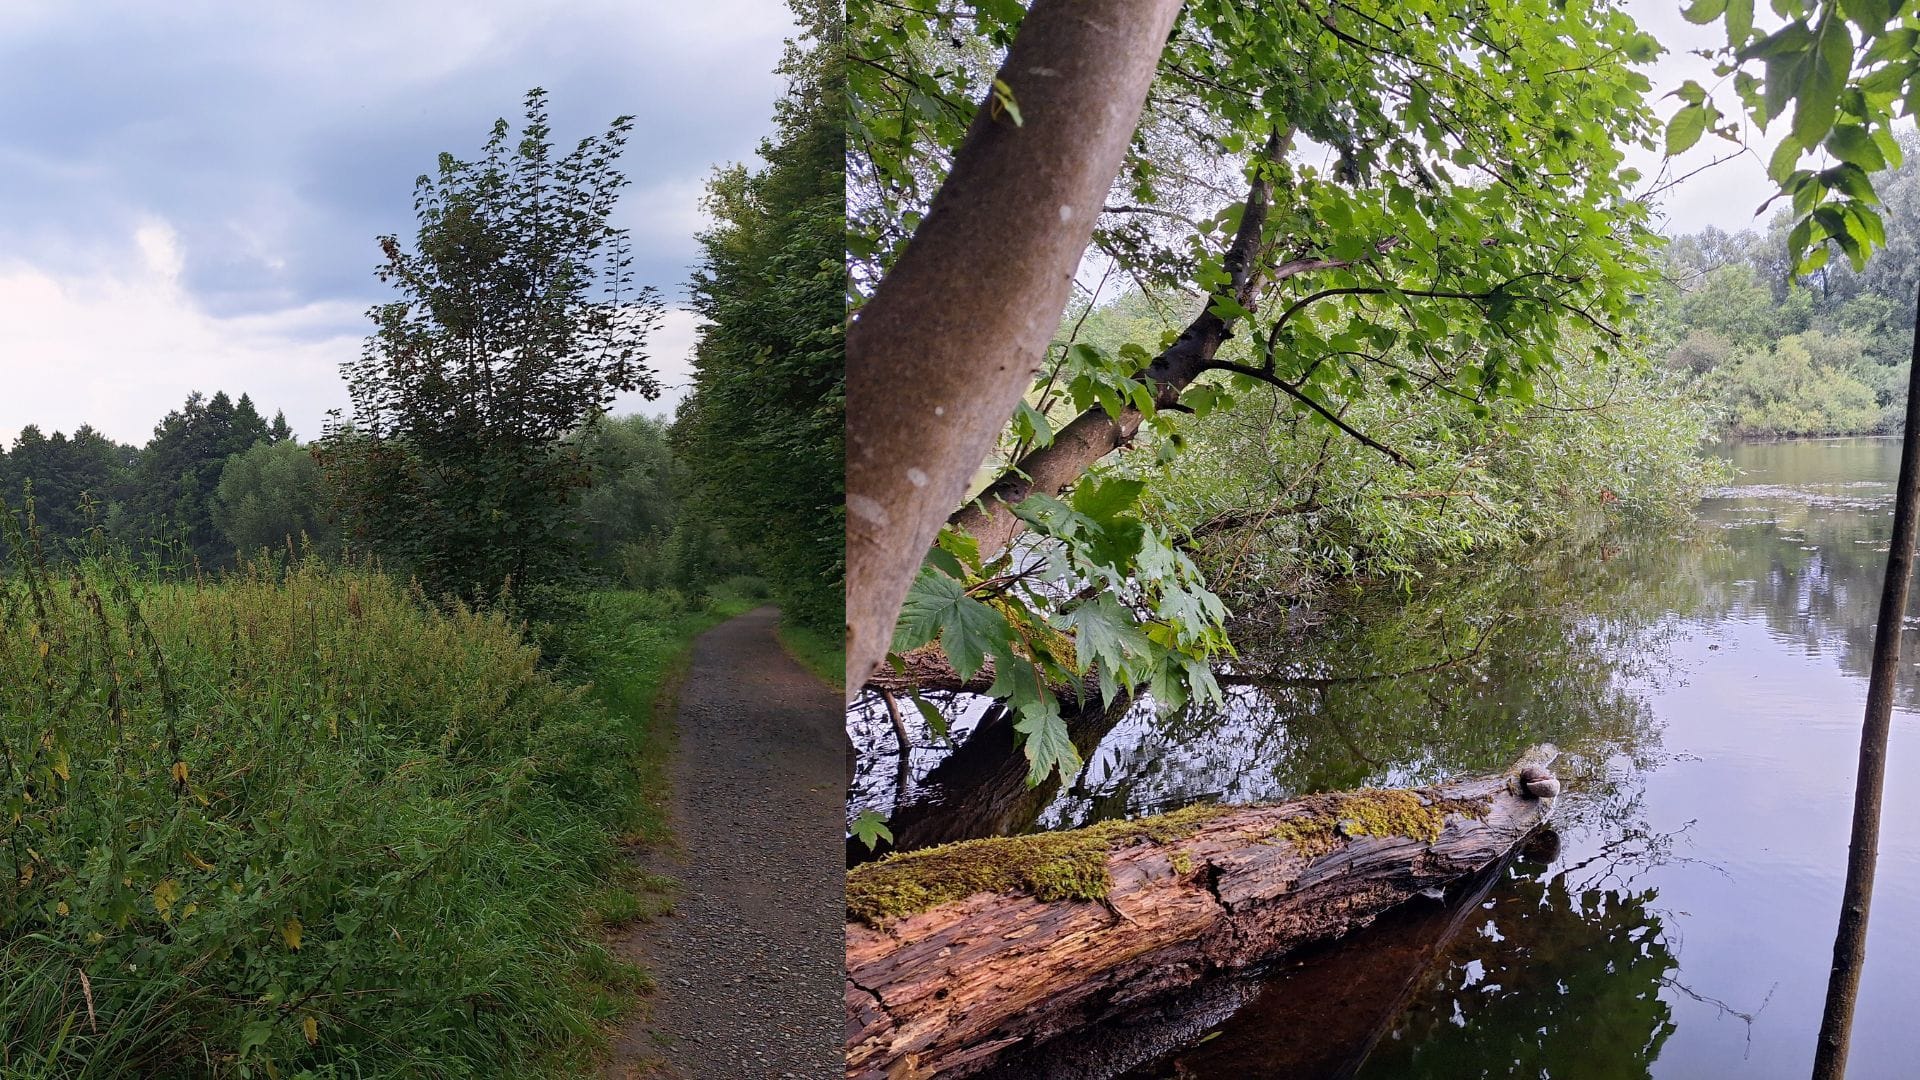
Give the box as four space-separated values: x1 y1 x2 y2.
1624 0 1794 240
0 1 790 446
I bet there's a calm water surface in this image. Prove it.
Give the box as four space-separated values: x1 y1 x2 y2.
849 437 1920 1078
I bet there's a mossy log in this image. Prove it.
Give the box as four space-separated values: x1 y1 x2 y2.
844 747 1559 1080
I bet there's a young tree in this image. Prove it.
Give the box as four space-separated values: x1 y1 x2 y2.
676 0 847 633
326 89 663 603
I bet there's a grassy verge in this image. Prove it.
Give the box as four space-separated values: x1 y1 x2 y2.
774 617 845 693
0 550 748 1079
543 590 754 847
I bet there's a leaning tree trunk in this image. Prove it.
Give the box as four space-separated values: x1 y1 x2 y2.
845 0 1184 697
845 749 1560 1079
1812 288 1920 1078
944 142 1282 561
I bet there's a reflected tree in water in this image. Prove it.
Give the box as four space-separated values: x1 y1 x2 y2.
1356 858 1678 1080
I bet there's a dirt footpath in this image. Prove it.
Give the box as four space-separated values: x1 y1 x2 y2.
608 606 844 1079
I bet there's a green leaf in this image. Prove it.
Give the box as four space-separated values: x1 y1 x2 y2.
1822 162 1880 204
1683 0 1728 24
910 692 950 740
1826 125 1887 170
1789 16 1853 146
1666 105 1712 156
1013 695 1081 786
892 568 1011 679
1767 135 1804 183
1070 476 1147 525
1727 0 1754 45
989 78 1023 127
850 810 894 851
1065 594 1154 699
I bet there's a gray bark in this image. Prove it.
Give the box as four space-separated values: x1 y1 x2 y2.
845 0 1184 696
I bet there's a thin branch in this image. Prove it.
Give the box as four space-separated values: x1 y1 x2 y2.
1208 359 1410 466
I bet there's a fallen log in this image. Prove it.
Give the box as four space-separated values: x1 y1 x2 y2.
845 747 1560 1079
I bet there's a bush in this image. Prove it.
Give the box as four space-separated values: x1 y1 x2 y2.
0 546 633 1077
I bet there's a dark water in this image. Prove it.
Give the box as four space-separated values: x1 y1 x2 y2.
848 436 1920 1078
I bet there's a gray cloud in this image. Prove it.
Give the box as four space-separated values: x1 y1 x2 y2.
0 0 790 444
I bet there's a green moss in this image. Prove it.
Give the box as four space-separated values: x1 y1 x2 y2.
846 802 1231 926
1170 851 1193 876
1264 788 1487 858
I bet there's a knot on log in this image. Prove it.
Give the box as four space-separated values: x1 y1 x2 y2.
1517 763 1560 800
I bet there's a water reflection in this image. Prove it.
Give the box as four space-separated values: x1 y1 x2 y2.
847 437 1920 1077
1355 850 1681 1080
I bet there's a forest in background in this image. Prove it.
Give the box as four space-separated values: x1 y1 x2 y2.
0 396 763 609
1658 134 1920 436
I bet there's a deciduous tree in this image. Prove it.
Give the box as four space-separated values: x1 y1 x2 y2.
326 89 662 604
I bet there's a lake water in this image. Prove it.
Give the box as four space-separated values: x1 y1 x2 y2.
847 436 1920 1078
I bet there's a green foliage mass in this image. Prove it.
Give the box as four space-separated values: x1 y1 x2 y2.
1146 304 1721 602
213 440 338 560
1654 144 1920 437
678 0 846 634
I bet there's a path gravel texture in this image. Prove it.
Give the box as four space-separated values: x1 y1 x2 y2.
608 606 844 1079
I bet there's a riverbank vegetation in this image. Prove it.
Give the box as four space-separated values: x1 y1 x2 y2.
1654 140 1920 437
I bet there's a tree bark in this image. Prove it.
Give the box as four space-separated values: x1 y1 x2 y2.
844 749 1559 1079
1811 289 1920 1078
845 0 1184 697
976 843 1532 1080
947 138 1283 561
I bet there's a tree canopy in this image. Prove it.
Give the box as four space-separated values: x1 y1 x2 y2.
678 0 846 632
326 89 663 604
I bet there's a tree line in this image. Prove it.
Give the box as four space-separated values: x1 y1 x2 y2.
0 394 752 601
1656 135 1920 437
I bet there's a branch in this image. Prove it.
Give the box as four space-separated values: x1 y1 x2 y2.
1207 360 1410 467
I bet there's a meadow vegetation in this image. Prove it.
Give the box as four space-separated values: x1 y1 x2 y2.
0 521 748 1076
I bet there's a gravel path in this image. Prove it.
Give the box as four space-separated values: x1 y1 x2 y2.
607 605 844 1079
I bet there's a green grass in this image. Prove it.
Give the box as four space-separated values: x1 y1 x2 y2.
0 545 747 1079
775 617 845 692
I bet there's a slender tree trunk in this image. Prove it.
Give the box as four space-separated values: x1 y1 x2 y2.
1811 288 1920 1078
844 0 1184 697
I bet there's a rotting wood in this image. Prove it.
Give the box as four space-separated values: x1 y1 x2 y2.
844 747 1559 1080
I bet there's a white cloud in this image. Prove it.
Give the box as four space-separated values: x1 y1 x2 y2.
0 218 707 447
0 221 361 445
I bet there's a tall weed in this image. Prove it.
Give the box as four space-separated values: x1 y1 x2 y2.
0 515 632 1077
